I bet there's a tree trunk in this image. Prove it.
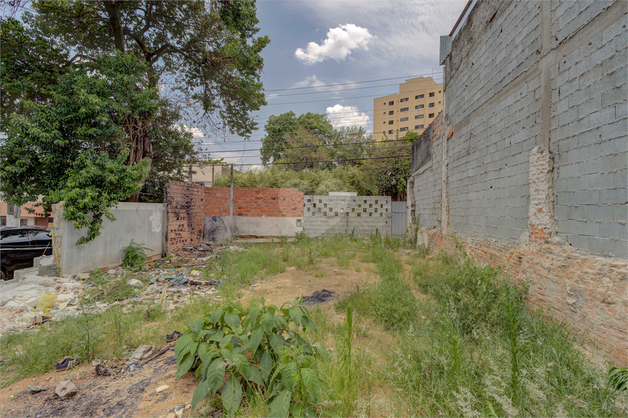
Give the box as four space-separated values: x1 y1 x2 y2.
103 1 125 53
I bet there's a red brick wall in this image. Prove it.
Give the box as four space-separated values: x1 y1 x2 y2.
165 181 206 251
166 184 304 251
204 188 303 218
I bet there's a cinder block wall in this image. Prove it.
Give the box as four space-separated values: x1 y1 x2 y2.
303 195 391 237
409 0 627 365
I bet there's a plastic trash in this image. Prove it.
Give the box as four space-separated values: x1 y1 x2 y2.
35 292 58 314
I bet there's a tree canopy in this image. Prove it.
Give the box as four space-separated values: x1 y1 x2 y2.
0 1 269 242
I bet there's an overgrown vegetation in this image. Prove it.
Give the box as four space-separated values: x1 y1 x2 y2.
1 236 625 418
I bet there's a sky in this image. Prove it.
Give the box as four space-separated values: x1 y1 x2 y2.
192 0 469 169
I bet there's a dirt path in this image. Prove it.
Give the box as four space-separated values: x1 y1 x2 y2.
239 260 377 307
0 350 197 418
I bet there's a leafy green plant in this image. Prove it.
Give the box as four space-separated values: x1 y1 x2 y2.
123 240 152 271
174 300 328 416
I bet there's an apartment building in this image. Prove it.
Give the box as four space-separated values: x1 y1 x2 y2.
373 76 443 140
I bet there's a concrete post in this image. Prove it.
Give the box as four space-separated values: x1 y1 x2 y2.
6 203 20 227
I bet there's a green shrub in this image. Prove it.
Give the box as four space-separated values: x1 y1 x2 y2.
174 300 328 416
122 240 152 271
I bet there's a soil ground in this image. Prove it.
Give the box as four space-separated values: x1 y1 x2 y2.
0 257 380 418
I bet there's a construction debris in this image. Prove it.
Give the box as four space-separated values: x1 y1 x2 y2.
55 379 78 400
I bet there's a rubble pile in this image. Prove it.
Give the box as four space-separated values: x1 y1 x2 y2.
0 245 225 336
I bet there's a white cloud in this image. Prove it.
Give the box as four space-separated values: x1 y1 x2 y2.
295 24 374 65
293 75 327 90
326 104 370 130
174 124 205 138
293 1 467 68
265 93 279 100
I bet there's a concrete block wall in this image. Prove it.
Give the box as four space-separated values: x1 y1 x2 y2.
165 181 206 251
407 0 627 365
410 112 443 230
550 2 627 257
303 195 391 237
445 0 542 243
53 202 165 275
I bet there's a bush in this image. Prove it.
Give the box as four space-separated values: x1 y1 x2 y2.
314 178 348 195
175 300 328 416
122 240 152 271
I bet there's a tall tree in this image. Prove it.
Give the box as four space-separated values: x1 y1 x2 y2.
260 112 336 165
0 53 190 242
28 0 269 166
0 18 69 132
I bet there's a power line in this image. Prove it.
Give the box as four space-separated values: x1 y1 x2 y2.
266 79 442 98
220 155 411 167
264 72 442 92
196 138 411 153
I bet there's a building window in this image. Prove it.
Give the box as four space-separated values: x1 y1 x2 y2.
415 94 424 99
383 102 386 105
383 121 386 124
415 114 424 119
0 216 5 226
383 131 386 135
429 92 435 97
439 90 441 93
20 219 28 226
400 97 408 102
415 125 424 129
429 103 435 108
400 117 408 122
383 112 386 114
389 110 394 115
400 107 409 112
415 104 424 109
388 120 394 125
388 101 394 105
388 130 394 134
400 127 408 132
429 113 435 118
439 101 441 104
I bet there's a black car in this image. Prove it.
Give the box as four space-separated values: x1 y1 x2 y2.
0 226 53 280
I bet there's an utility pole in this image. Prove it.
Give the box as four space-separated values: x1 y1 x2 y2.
229 164 234 218
211 164 215 186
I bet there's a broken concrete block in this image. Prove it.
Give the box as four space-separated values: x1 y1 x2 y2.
55 379 78 400
128 345 156 363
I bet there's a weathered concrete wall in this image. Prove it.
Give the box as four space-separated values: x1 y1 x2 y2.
410 112 444 230
409 0 627 365
53 202 165 275
303 195 391 237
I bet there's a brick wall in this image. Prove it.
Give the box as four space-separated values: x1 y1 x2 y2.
204 187 304 217
165 181 206 251
166 184 304 249
409 0 627 364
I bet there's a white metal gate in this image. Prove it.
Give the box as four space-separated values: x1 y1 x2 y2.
391 201 407 237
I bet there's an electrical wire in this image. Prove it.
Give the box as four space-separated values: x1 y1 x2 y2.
196 139 411 153
206 154 411 167
264 72 442 92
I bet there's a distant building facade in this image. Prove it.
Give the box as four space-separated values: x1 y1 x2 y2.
187 164 232 187
373 76 443 140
